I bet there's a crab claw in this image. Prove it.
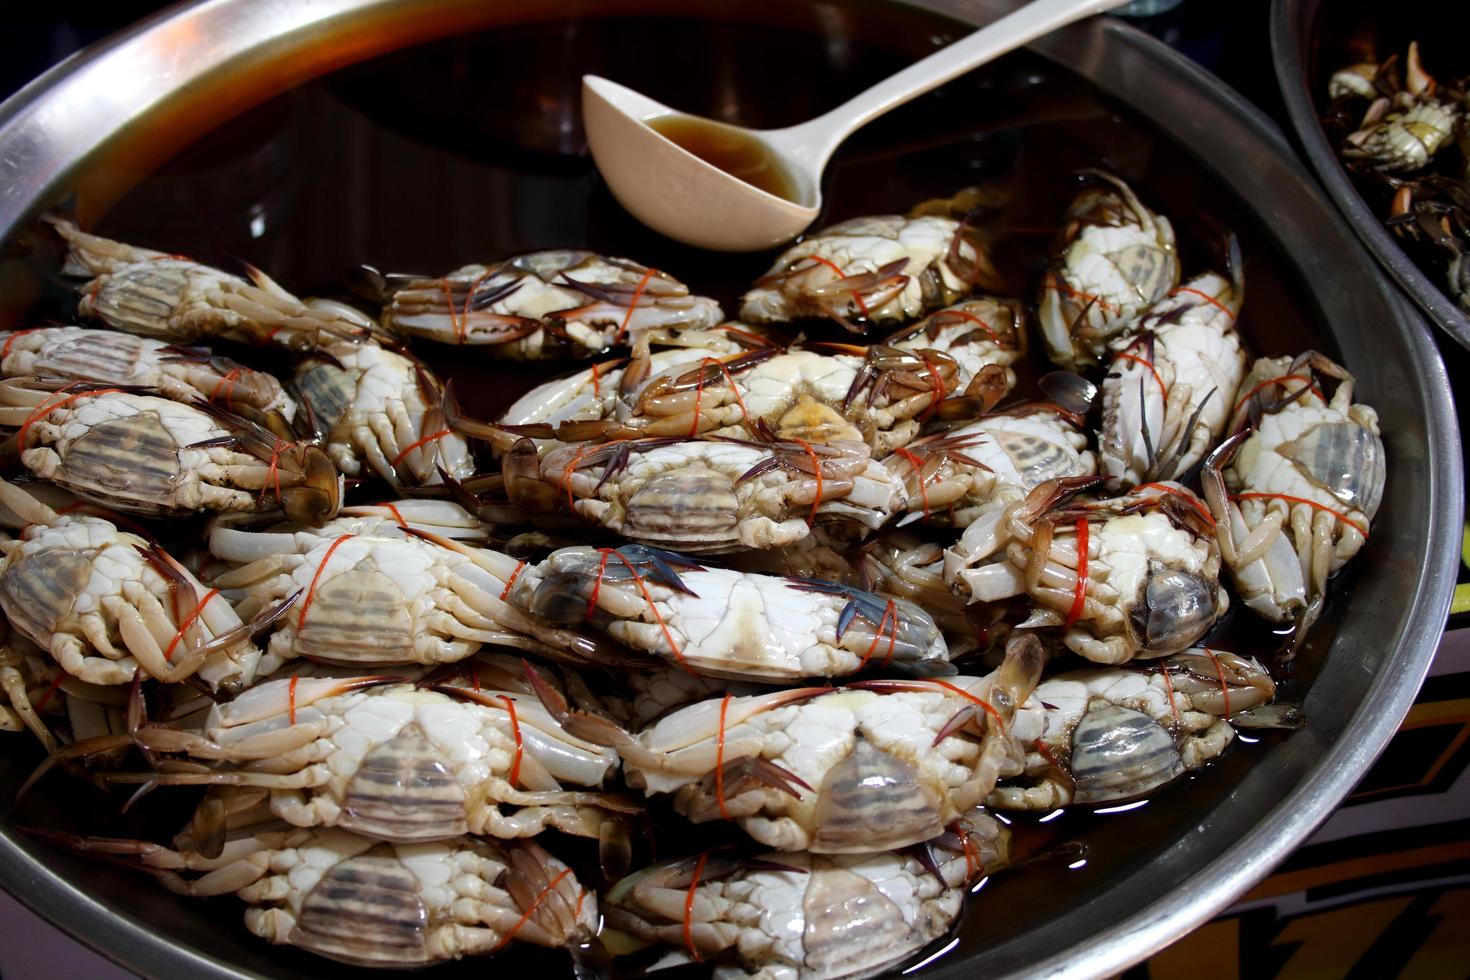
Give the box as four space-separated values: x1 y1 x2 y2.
683 756 814 823
521 660 646 758
277 443 341 526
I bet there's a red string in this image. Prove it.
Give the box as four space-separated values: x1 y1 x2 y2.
0 329 37 362
163 589 219 662
934 308 1001 344
33 673 66 712
499 694 523 788
492 867 573 953
615 268 658 343
209 368 244 411
803 255 869 317
892 446 932 518
1112 351 1168 403
1231 374 1325 416
917 354 947 423
389 428 451 468
18 386 121 450
683 853 709 961
1135 482 1216 529
499 561 526 602
714 694 733 820
1064 518 1089 629
1159 663 1181 724
1230 492 1368 538
928 678 1006 733
298 535 353 629
792 438 823 526
1043 272 1118 314
1203 648 1231 717
1169 285 1236 321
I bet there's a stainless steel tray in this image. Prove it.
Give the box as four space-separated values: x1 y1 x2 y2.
0 2 1459 977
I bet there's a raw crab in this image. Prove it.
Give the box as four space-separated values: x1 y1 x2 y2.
740 215 1002 329
292 340 473 487
0 379 340 525
1202 352 1384 648
603 810 1009 979
989 648 1302 810
497 347 725 437
43 824 598 969
958 479 1226 664
206 513 608 669
125 674 627 842
528 633 1043 852
490 344 1007 457
1342 43 1460 173
50 218 384 352
882 295 1028 391
0 479 282 689
887 404 1096 532
0 326 296 429
1037 171 1179 370
1098 250 1247 487
497 434 906 552
378 250 723 357
509 543 952 682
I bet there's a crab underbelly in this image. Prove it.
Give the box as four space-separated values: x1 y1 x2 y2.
294 567 416 664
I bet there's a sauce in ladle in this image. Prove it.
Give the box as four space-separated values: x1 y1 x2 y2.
647 114 798 202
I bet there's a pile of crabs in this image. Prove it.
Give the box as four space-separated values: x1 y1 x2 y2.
1326 39 1470 311
0 170 1381 978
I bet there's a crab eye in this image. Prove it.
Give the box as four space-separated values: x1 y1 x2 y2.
1133 560 1216 654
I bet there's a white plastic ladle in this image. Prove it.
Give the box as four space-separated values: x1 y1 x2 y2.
582 0 1129 252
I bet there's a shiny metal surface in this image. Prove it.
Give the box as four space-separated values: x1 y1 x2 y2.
1271 0 1470 350
0 2 1459 978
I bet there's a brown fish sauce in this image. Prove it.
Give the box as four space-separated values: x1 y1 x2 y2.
0 2 1339 976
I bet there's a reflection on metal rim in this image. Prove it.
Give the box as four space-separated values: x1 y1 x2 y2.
0 1 1460 979
1270 0 1470 350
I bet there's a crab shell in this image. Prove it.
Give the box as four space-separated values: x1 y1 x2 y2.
605 814 1007 978
1098 267 1246 488
383 251 724 357
513 546 951 683
0 386 339 525
293 341 473 487
0 515 273 689
884 295 1029 390
1213 355 1384 625
102 823 597 968
1037 172 1180 370
530 437 907 553
620 346 967 456
498 347 717 438
1345 98 1460 173
0 326 297 426
207 518 565 669
51 219 382 352
610 668 1043 852
139 677 620 842
988 649 1287 810
893 407 1097 533
740 214 996 327
960 484 1226 665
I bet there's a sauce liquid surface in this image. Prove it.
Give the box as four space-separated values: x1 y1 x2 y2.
647 115 797 201
0 3 1337 977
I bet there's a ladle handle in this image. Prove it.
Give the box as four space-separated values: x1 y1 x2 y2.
784 0 1126 162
